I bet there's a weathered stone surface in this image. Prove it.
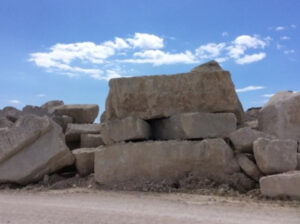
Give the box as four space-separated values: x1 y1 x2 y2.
151 112 237 140
2 106 22 122
0 117 74 184
0 115 51 164
65 123 102 142
253 138 298 175
41 100 64 113
81 134 104 148
72 148 102 176
0 117 13 128
236 153 263 181
190 60 223 72
53 104 99 124
259 91 300 140
260 171 300 198
245 107 261 122
229 127 273 153
22 105 48 116
103 63 244 123
101 117 151 145
52 115 73 132
95 139 249 189
244 120 258 130
297 154 300 170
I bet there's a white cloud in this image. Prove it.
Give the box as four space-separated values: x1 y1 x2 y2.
127 33 164 49
262 94 274 98
195 43 226 59
235 52 266 64
280 36 290 40
236 86 265 93
125 50 197 66
284 49 295 54
37 94 46 97
9 100 21 104
275 26 285 31
222 32 228 37
30 33 271 81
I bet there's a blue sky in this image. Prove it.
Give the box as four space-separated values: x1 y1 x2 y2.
1 0 299 115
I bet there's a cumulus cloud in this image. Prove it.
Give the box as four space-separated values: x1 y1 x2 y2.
236 86 265 93
275 26 285 31
29 33 270 81
127 33 164 49
235 53 266 64
9 100 21 104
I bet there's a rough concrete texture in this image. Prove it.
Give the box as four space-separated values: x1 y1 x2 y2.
0 115 51 164
41 100 64 113
0 117 13 128
52 115 73 132
101 117 151 145
2 106 22 122
95 139 252 190
72 148 102 176
253 138 298 175
297 154 300 170
229 127 274 153
53 104 99 124
81 134 104 148
244 107 261 122
0 118 74 184
22 105 48 117
260 171 300 198
65 123 102 142
236 153 263 181
103 63 244 123
151 112 237 140
259 91 300 141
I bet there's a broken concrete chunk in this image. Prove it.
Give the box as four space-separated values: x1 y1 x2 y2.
81 134 104 148
53 104 99 124
72 148 102 176
151 112 237 140
65 123 102 142
101 117 151 145
236 153 263 181
260 171 300 199
253 138 298 175
229 127 274 153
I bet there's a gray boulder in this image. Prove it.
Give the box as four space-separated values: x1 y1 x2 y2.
95 139 252 190
229 127 274 153
72 148 102 176
259 91 300 140
65 123 102 142
103 62 244 123
53 104 99 124
151 112 237 140
260 171 300 198
52 115 73 132
0 115 74 184
101 117 151 145
0 117 13 128
253 138 298 175
22 105 48 116
190 60 223 72
81 134 104 148
41 100 64 113
236 153 263 181
2 106 22 122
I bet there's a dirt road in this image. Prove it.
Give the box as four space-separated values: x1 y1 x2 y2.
0 189 299 224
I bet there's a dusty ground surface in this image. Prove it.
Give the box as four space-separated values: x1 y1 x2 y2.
0 188 299 224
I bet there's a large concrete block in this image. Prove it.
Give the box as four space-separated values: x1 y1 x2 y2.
0 117 74 184
101 117 151 144
53 104 99 124
151 112 236 140
80 134 104 148
229 127 274 153
0 115 51 164
260 171 300 198
65 123 102 142
103 62 244 123
95 139 244 187
236 153 263 181
259 91 300 141
72 148 102 176
253 138 298 175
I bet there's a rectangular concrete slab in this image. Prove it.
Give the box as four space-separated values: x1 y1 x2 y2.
95 139 240 185
151 112 237 140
